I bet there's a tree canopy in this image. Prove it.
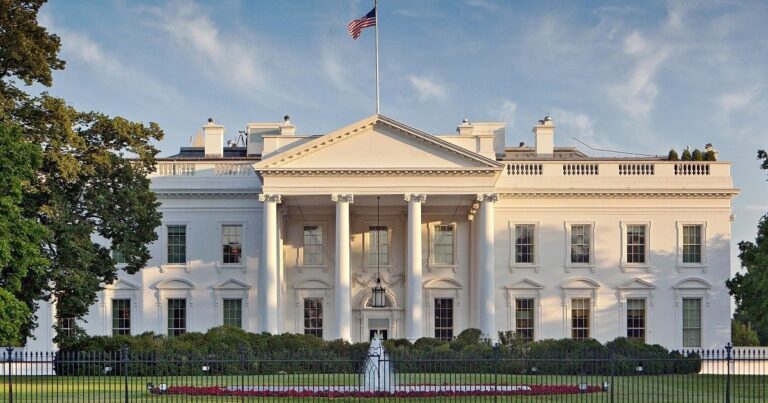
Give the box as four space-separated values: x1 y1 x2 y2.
727 149 768 345
0 0 163 342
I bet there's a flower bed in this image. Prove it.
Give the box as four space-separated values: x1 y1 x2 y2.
150 384 602 397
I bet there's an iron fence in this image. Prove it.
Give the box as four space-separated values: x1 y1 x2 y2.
1 344 766 401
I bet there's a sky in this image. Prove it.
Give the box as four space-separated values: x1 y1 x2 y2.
37 0 768 270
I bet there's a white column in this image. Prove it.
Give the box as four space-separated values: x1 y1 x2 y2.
258 193 281 334
477 193 498 339
405 193 427 341
332 194 354 341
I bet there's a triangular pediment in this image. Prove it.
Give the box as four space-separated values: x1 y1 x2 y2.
256 115 503 172
618 278 656 290
104 279 139 290
505 278 545 290
213 279 251 290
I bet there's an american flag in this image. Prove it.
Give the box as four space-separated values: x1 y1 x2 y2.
347 7 376 40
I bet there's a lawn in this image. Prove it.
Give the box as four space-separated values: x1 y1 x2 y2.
1 373 766 402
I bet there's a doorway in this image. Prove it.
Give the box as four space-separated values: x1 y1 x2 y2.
368 318 389 340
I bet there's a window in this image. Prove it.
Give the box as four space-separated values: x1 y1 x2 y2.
626 298 646 341
514 225 535 264
434 298 454 340
112 245 127 264
626 225 647 264
58 317 75 338
222 299 242 328
222 225 243 264
570 225 591 264
367 225 389 266
304 298 323 337
515 298 535 341
433 225 455 266
571 298 591 340
682 225 702 264
112 299 131 336
302 226 323 266
682 298 702 347
167 225 187 264
167 298 187 336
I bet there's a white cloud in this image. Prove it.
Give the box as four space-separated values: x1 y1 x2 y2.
491 99 517 124
718 87 761 114
407 75 448 103
465 0 499 11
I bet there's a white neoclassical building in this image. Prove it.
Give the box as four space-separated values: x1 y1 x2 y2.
27 114 738 350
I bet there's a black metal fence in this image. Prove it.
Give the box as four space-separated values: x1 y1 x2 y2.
1 345 767 401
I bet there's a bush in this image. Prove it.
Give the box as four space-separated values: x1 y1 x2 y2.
732 320 760 346
681 148 692 160
691 149 703 161
667 149 679 161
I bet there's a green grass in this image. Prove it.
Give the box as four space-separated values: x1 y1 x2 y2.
1 373 766 402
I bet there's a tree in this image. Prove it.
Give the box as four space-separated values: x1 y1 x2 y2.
727 150 768 345
732 319 760 346
681 148 692 161
0 0 163 342
667 149 679 161
691 149 703 161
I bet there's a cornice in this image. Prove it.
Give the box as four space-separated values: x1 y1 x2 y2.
498 189 739 199
155 191 261 199
258 168 500 176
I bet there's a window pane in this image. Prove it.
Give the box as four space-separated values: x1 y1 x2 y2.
304 298 323 337
434 298 454 340
515 298 535 341
222 299 242 328
222 225 243 264
433 225 455 265
303 226 323 265
112 245 127 264
626 298 646 341
368 225 389 266
570 225 591 263
571 298 590 340
112 299 131 336
682 298 702 347
167 298 187 337
167 225 187 264
515 225 535 263
682 225 702 263
626 225 647 264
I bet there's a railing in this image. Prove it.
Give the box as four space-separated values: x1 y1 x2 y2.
507 163 543 175
502 161 724 180
675 162 711 175
214 163 254 176
1 345 765 401
619 163 655 175
563 163 599 175
156 162 195 176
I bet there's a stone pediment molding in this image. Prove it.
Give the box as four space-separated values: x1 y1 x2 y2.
561 278 601 289
616 277 656 307
213 279 251 290
104 279 139 290
258 168 498 176
294 279 332 290
155 278 195 290
155 191 261 199
672 278 712 290
618 278 656 290
423 277 463 289
255 114 504 173
499 189 739 199
505 278 545 290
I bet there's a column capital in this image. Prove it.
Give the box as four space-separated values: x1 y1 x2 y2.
331 194 354 203
404 193 427 203
258 193 282 203
476 193 499 203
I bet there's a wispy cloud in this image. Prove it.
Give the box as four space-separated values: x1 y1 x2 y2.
718 87 761 114
491 99 517 125
407 75 448 103
465 0 499 11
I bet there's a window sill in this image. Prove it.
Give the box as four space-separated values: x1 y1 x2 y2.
509 263 539 272
160 264 189 273
677 264 708 273
216 263 247 273
565 263 595 272
620 263 652 273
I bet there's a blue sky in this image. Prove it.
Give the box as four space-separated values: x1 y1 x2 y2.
39 0 768 269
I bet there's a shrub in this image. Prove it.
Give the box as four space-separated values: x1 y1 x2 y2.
681 148 692 160
691 149 703 161
732 320 760 346
667 149 679 161
704 150 716 161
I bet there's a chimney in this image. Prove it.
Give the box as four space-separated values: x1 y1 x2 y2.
456 118 474 136
532 116 554 155
279 115 295 136
203 118 225 157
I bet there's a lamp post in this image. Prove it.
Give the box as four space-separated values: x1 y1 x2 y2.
371 196 387 308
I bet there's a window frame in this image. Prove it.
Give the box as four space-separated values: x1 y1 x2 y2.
618 278 655 344
111 298 132 336
433 297 455 341
681 298 702 348
570 297 592 341
428 221 458 271
561 278 600 340
505 278 543 342
509 222 539 270
362 221 394 271
673 278 711 348
213 279 251 330
161 222 191 272
564 222 596 271
298 222 328 271
217 222 247 272
620 221 651 271
294 282 330 338
167 298 188 337
625 298 647 342
111 244 128 267
676 222 707 270
303 297 325 338
514 298 536 342
222 298 243 329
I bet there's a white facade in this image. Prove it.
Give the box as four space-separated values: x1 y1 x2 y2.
26 114 738 350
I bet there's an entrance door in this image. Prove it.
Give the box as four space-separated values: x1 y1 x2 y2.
368 318 389 340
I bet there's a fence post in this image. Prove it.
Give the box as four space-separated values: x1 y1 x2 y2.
239 345 246 403
122 346 129 403
610 351 615 403
5 347 12 403
725 342 732 403
493 342 499 402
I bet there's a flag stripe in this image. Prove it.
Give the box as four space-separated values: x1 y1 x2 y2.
348 7 376 40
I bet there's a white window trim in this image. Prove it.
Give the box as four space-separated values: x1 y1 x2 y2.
505 278 544 341
508 221 540 271
216 222 248 272
362 220 394 272
424 278 462 339
101 279 139 336
428 221 459 272
294 279 332 338
213 279 251 330
676 221 708 271
617 278 655 343
620 221 652 272
564 222 596 271
297 221 328 272
673 278 711 348
561 278 600 340
160 221 191 273
110 242 128 269
155 279 194 335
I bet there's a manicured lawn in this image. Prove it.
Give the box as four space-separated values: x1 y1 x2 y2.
1 373 766 401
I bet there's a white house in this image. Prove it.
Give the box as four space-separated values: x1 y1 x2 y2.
26 114 738 350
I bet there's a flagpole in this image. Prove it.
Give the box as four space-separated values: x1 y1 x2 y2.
374 0 380 114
